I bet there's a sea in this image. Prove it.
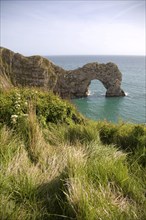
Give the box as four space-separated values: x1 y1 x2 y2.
45 55 146 124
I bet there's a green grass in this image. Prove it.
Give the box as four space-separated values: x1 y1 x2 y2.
0 88 146 220
99 122 146 166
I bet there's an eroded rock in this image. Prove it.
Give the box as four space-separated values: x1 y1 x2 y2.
0 47 125 98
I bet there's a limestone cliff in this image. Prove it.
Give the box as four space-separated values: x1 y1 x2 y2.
0 47 125 97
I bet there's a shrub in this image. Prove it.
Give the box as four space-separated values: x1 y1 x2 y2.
0 88 84 127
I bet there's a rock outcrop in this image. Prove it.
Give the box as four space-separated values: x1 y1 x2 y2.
0 47 125 98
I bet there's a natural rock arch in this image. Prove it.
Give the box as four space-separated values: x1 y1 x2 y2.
0 47 125 98
63 62 125 98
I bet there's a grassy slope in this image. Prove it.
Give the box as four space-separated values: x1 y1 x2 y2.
0 88 146 220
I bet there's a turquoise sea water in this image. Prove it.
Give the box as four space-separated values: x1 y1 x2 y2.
46 55 146 123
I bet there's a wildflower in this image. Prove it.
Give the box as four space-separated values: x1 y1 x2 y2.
11 115 18 124
11 114 18 118
15 104 20 108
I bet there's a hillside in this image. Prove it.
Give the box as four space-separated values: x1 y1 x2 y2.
0 87 146 220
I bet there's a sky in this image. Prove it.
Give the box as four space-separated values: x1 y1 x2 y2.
0 0 145 55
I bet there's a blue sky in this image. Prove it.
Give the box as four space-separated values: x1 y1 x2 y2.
1 0 145 55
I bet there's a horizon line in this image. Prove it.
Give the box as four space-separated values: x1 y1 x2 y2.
43 54 145 56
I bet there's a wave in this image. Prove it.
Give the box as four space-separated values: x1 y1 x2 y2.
87 90 105 97
88 90 129 97
87 90 94 96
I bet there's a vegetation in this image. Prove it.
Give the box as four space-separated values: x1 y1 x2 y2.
0 88 146 220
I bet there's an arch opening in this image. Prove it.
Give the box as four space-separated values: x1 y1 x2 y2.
88 79 106 97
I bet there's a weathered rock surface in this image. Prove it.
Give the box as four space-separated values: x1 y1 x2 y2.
0 47 125 97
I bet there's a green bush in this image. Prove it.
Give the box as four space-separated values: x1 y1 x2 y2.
0 88 84 127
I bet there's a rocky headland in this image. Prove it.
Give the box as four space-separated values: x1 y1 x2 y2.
0 47 125 98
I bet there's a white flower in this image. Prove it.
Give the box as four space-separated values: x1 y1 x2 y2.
11 115 18 124
15 104 20 108
11 115 18 119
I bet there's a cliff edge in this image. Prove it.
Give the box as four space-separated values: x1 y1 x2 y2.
0 47 125 97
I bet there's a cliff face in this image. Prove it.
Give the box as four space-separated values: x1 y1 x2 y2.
0 47 125 97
